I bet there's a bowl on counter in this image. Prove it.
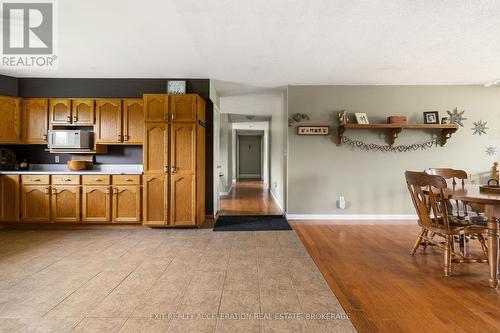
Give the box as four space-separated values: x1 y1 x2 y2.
67 160 91 171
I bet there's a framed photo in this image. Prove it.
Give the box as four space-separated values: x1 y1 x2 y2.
296 126 330 135
355 113 369 124
423 111 439 124
167 80 186 94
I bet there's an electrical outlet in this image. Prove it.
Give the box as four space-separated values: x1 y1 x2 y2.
337 196 347 209
55 155 59 163
274 182 278 188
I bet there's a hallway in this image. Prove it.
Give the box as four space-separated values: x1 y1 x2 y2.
219 180 282 216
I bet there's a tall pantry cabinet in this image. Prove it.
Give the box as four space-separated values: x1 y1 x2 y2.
143 94 206 227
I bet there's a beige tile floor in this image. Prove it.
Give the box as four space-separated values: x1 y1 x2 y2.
0 228 356 332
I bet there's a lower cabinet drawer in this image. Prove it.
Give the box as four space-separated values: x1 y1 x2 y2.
112 175 141 185
22 175 50 185
52 175 80 185
82 175 111 185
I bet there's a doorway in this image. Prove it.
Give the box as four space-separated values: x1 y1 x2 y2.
238 135 262 180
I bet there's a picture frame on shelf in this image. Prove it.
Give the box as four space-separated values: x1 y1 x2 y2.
423 111 439 124
355 113 369 124
167 80 186 94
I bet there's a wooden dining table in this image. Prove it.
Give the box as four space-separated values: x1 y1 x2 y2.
443 185 499 288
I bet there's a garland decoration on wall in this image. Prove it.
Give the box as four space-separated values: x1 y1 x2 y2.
341 136 440 152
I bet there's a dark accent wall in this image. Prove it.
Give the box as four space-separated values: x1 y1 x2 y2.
2 77 213 215
0 74 18 96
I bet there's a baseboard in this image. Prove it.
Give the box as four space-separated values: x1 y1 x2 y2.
269 189 284 213
286 214 417 221
238 174 262 179
219 184 233 196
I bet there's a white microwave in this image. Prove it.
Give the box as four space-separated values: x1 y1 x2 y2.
48 130 93 149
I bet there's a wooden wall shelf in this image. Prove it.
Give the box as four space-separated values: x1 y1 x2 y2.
336 124 459 146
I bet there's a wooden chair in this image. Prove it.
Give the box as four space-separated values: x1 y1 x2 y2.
424 168 486 255
405 171 488 276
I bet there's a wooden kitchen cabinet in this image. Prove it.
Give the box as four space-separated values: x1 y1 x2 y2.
22 98 49 144
142 94 205 227
170 95 197 122
144 123 168 173
95 99 122 144
21 185 51 222
143 173 168 225
0 96 21 143
72 99 95 125
82 185 111 222
0 175 20 222
112 186 141 222
49 99 72 124
122 99 144 144
170 174 196 226
144 94 169 122
51 186 80 222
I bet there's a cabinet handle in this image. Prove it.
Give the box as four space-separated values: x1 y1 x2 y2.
95 179 102 182
45 187 50 194
106 188 110 194
171 113 175 121
66 115 71 123
164 165 170 172
43 134 47 140
124 135 129 141
31 178 40 182
64 178 72 182
171 166 177 174
114 188 118 195
117 134 122 141
124 178 132 182
73 115 78 122
51 188 57 195
164 113 169 121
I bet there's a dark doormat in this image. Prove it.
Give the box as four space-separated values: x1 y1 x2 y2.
213 215 292 231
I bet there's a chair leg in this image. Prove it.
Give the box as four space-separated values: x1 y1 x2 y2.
477 234 489 259
411 229 426 255
444 235 452 277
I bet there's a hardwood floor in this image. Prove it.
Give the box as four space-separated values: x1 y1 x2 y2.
219 180 282 216
292 222 500 333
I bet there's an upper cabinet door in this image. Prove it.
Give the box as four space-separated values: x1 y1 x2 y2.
49 99 72 124
144 123 168 173
22 98 48 144
170 123 196 174
123 99 144 144
170 95 196 122
72 99 95 125
95 99 122 144
144 94 168 122
0 96 21 143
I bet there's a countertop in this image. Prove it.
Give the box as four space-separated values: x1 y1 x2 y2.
0 164 143 175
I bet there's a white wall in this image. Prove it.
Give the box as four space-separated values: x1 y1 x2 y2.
287 85 500 216
219 113 232 194
270 91 287 212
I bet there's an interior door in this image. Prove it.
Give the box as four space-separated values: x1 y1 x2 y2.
144 123 168 173
123 99 144 144
22 98 48 144
144 94 168 122
95 99 122 143
170 95 196 122
72 99 95 125
51 186 80 222
49 99 72 124
143 174 167 225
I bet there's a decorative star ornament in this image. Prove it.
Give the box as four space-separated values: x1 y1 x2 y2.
446 107 467 127
486 146 497 156
472 120 488 136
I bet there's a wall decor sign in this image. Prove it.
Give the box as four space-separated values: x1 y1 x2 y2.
423 111 439 124
167 80 186 94
355 113 369 124
296 126 330 135
288 113 311 127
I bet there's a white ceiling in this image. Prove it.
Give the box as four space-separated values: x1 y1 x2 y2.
2 0 500 95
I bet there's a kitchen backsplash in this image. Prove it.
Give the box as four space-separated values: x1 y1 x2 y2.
2 145 143 165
